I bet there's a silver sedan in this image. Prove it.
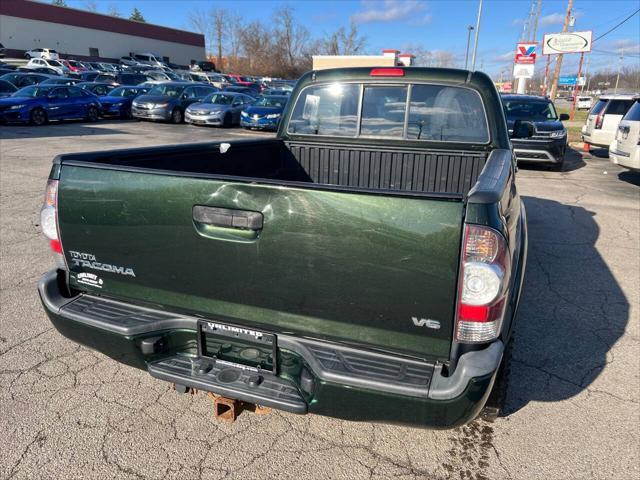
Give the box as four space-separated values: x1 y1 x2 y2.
185 92 255 127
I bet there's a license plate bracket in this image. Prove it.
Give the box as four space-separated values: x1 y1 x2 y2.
197 320 277 374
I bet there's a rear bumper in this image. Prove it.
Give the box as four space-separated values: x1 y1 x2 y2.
582 130 614 148
38 270 502 428
609 143 640 171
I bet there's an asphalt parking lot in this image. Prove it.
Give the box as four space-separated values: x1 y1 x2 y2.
1 120 638 480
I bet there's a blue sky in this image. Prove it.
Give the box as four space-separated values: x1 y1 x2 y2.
62 0 640 76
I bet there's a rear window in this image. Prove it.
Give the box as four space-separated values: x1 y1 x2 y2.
288 82 489 143
606 100 634 116
623 101 640 121
590 99 607 115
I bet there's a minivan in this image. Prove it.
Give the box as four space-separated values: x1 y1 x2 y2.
582 94 637 149
132 53 164 68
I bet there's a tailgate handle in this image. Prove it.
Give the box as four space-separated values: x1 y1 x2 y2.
193 206 263 230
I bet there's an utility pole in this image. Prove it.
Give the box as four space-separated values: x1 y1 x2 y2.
525 0 536 41
532 0 542 42
614 49 624 93
465 25 475 69
549 0 573 101
569 52 584 120
470 0 483 71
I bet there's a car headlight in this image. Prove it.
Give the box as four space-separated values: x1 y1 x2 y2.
266 113 281 119
9 104 26 110
152 103 169 108
112 102 124 107
549 129 567 138
241 111 248 117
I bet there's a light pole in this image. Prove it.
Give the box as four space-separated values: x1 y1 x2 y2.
465 25 474 69
470 0 483 71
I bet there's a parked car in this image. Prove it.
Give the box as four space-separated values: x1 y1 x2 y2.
204 73 228 89
76 82 115 97
262 88 291 96
501 94 569 169
576 96 592 110
18 66 61 76
0 79 17 98
582 94 637 150
60 59 86 73
77 71 101 82
0 68 17 76
609 97 640 172
120 56 143 67
39 77 82 86
37 67 528 428
196 61 216 72
0 84 101 125
226 74 252 86
132 52 164 68
0 43 5 59
185 91 254 127
0 61 17 70
224 85 260 96
24 48 59 60
99 85 149 119
132 82 218 123
0 72 52 88
240 95 288 131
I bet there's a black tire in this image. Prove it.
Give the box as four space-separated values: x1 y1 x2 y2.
480 337 513 422
86 105 99 122
30 108 47 126
170 108 183 124
223 113 232 128
25 53 31 59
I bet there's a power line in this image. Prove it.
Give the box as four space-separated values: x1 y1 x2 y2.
593 8 640 42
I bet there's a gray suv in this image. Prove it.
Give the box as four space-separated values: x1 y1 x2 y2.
132 82 217 123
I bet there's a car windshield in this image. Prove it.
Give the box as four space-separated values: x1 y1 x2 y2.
14 86 52 98
203 93 234 105
148 84 185 97
253 96 286 108
503 100 558 121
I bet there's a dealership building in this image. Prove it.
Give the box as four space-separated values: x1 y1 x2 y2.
0 0 205 65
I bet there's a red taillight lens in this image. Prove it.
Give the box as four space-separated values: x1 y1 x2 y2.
455 225 510 343
595 113 604 129
370 68 405 77
40 179 67 269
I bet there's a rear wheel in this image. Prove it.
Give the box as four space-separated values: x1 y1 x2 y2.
480 337 513 422
170 108 183 124
86 105 99 122
25 53 31 59
30 108 47 126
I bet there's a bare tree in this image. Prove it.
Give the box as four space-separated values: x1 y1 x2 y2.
188 9 216 57
273 6 309 76
239 21 273 75
324 22 366 55
83 0 98 12
107 5 121 17
212 9 226 70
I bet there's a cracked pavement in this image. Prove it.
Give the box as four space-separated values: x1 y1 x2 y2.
1 121 638 479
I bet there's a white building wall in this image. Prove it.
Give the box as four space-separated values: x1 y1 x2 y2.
0 15 205 63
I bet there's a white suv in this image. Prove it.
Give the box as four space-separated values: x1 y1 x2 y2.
609 98 640 172
582 94 637 149
24 48 59 60
25 58 69 75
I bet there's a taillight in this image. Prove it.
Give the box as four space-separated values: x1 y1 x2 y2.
595 113 604 129
455 225 510 343
40 179 67 269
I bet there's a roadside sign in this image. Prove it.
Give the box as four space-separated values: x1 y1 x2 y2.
515 43 537 64
559 75 586 86
513 64 534 79
542 31 592 55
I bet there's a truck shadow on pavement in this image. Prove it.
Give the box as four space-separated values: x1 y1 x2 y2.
505 196 629 415
0 121 130 140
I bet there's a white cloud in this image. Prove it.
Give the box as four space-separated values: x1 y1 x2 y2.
538 13 565 27
351 0 429 24
608 39 640 54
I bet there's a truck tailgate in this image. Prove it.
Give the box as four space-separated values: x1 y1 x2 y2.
58 166 463 359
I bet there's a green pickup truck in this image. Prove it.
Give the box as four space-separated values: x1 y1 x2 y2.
38 67 528 428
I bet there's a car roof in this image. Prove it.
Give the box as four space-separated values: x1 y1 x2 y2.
597 94 640 100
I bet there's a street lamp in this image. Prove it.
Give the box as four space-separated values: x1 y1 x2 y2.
465 25 475 70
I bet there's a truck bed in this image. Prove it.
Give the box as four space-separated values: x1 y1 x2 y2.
59 138 488 197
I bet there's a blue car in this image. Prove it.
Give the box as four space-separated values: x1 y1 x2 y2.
240 95 288 131
98 86 148 118
0 84 101 125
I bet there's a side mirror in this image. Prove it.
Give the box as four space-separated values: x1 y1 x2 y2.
559 113 570 121
511 120 535 139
